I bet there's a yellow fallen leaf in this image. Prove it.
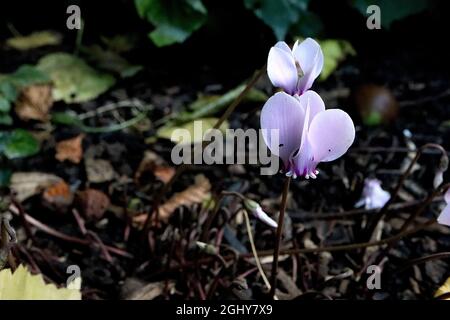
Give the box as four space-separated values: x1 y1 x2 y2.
435 276 450 300
6 31 61 51
0 265 81 300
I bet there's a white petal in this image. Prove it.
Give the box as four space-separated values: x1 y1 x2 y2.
438 205 450 226
296 90 325 125
308 109 355 162
292 38 324 93
267 46 298 94
260 92 305 170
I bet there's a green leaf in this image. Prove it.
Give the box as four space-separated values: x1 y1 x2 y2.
6 31 61 51
0 265 81 300
135 0 207 47
0 112 13 125
244 0 311 40
0 129 40 159
351 0 429 28
9 65 50 88
0 80 18 103
51 111 83 126
318 39 356 81
177 84 268 123
157 117 228 144
0 98 11 113
290 10 323 38
36 53 115 103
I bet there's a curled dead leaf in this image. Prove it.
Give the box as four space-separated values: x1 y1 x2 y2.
14 84 53 122
133 174 211 226
55 134 84 164
76 189 110 221
135 150 175 184
10 172 63 202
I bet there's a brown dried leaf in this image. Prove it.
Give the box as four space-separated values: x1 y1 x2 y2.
135 150 175 184
55 134 84 164
121 278 173 300
14 84 53 122
10 172 63 202
133 174 211 225
76 189 110 221
153 166 175 184
42 180 74 210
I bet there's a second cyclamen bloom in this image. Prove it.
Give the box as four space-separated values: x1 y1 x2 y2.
261 90 355 179
267 38 324 95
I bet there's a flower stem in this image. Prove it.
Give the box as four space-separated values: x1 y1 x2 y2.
269 176 291 299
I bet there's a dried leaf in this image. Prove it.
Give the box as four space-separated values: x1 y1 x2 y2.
14 84 53 121
55 134 84 164
42 180 74 210
153 166 175 184
435 276 450 300
76 189 110 221
121 278 173 300
0 265 81 300
85 158 116 183
133 174 211 225
10 172 63 202
135 150 175 184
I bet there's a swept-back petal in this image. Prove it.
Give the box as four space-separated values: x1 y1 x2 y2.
292 38 323 94
267 46 298 95
260 92 304 170
296 90 325 125
308 109 355 162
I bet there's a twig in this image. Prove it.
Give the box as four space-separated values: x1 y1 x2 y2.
200 191 246 242
269 176 291 298
252 218 435 258
395 252 450 274
288 197 443 221
9 204 133 259
362 183 450 269
399 88 450 108
243 209 271 291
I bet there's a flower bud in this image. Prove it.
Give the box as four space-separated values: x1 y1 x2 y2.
244 198 278 228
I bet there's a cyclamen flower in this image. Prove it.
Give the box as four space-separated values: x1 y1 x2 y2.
437 189 450 227
267 38 324 95
261 90 355 179
355 179 391 210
